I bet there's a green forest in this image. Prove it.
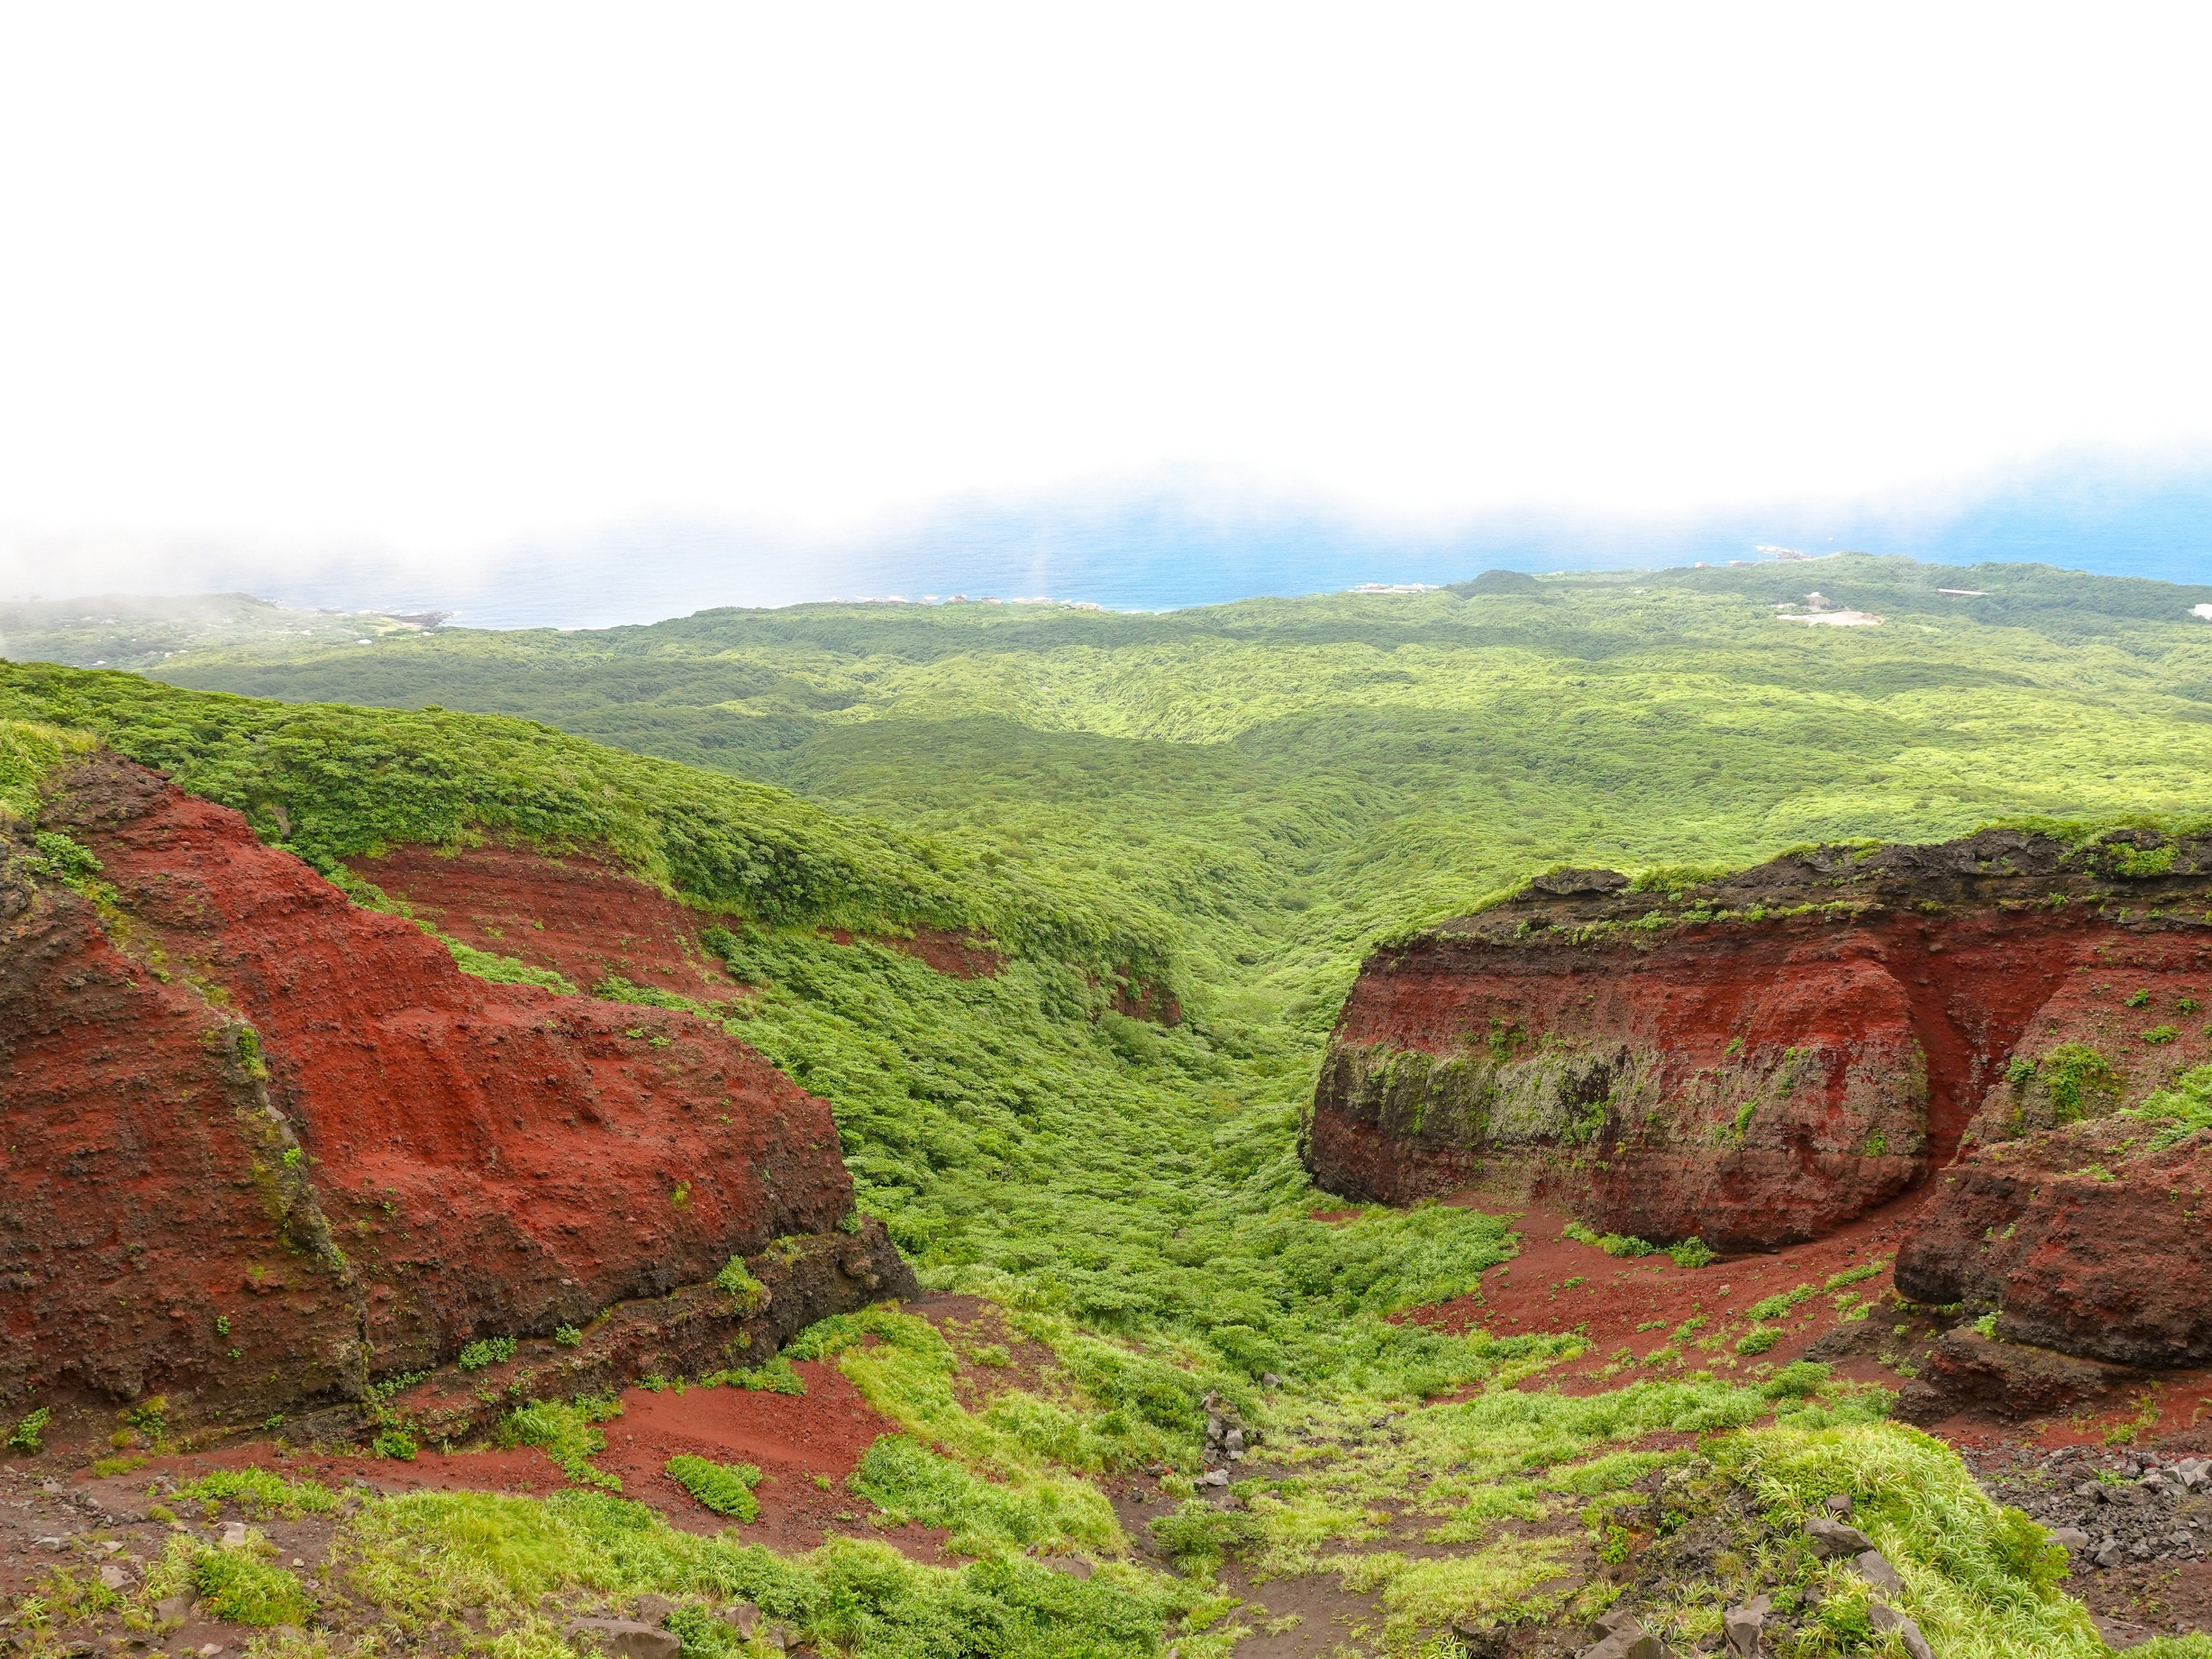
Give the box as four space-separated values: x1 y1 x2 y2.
150 553 2212 1030
8 554 2212 1658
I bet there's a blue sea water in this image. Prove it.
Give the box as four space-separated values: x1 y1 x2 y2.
256 462 2212 630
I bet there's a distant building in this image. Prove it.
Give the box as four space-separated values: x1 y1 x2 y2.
1937 588 1988 598
2194 604 2212 621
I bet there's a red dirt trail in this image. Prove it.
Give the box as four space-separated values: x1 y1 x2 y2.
100 1357 915 1558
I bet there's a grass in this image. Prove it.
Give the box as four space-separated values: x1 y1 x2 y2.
140 1532 316 1627
665 1456 763 1522
457 1336 519 1372
497 1398 625 1491
173 1468 338 1517
2129 1062 2212 1151
0 719 93 821
339 1488 1227 1658
7 561 2211 1652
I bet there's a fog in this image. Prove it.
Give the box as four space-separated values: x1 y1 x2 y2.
5 5 2211 615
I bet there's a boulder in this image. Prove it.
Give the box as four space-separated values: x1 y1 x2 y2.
1868 1603 1934 1659
1722 1594 1769 1658
1802 1516 1875 1558
1854 1550 1904 1595
1892 1327 2136 1424
564 1620 682 1659
1896 1124 2212 1368
1582 1606 1666 1659
718 1603 760 1637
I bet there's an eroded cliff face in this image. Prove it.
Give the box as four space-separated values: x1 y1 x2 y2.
1895 1120 2212 1367
350 841 1008 993
1 753 913 1422
1306 830 2212 1253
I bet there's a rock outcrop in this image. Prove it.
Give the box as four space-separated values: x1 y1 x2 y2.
1305 828 2212 1253
0 752 913 1423
1894 1119 2212 1367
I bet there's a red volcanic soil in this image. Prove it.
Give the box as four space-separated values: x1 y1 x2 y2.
105 1358 923 1557
44 1297 1078 1565
6 752 893 1422
352 839 1005 995
1403 1192 2212 1446
1406 1195 1926 1392
824 926 1004 980
350 840 744 997
1900 1125 2212 1366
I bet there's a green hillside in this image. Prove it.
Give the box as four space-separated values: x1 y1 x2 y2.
154 554 2212 1026
0 591 431 672
9 558 2211 1655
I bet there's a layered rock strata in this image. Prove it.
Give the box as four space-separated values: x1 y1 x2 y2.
1895 1119 2212 1367
1306 829 2212 1253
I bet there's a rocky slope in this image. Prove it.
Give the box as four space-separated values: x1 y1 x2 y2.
1305 829 2212 1256
0 752 911 1428
1895 1117 2212 1366
349 840 1008 995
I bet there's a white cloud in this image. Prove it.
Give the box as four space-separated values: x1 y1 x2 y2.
5 2 2212 587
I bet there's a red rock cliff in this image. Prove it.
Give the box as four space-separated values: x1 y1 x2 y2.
1307 831 2212 1253
1 753 912 1422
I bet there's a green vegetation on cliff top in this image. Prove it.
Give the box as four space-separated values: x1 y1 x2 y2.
7 555 2210 1657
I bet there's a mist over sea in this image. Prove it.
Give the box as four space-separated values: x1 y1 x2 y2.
119 459 2212 630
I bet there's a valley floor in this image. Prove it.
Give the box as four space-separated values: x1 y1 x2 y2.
7 1202 2209 1658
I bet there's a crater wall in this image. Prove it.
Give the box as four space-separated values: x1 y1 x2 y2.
1 753 913 1421
1306 832 2212 1253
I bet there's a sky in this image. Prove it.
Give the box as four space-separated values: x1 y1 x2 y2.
5 4 2212 618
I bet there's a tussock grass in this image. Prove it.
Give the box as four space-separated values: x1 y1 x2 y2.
338 1489 1228 1658
174 1468 338 1517
664 1456 762 1522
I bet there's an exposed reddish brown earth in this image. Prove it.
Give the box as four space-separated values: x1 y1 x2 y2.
2 752 912 1431
1108 975 1182 1027
1306 828 2212 1375
824 926 1005 980
349 840 745 996
1401 1193 2212 1448
350 839 1007 994
0 1356 933 1656
1897 1121 2212 1366
1406 1196 1922 1389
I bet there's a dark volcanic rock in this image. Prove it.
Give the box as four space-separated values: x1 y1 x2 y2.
1892 1327 2139 1424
